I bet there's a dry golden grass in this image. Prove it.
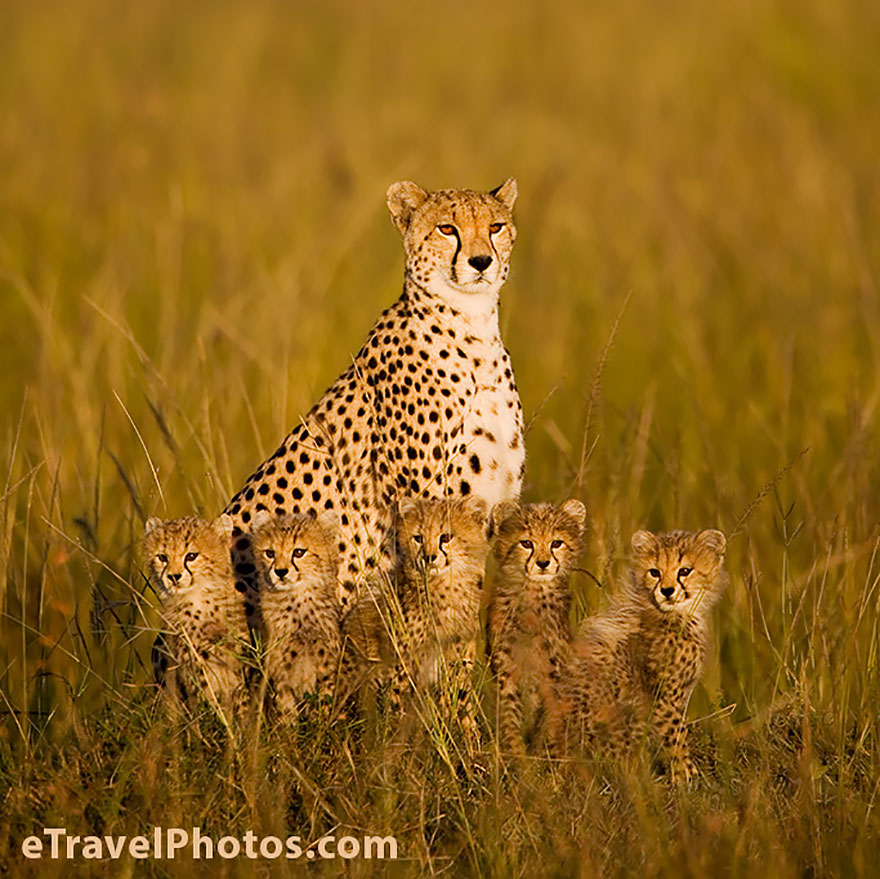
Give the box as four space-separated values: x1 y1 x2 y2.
1 0 879 874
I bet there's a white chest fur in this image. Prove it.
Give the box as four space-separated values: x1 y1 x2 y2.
465 341 524 506
422 295 524 508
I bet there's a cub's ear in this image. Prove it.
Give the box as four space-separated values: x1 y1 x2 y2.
250 509 273 533
697 529 727 558
631 529 658 557
387 181 428 233
489 499 519 539
463 495 489 527
316 512 341 547
145 517 163 536
396 496 420 520
489 177 518 211
214 513 234 542
560 499 587 531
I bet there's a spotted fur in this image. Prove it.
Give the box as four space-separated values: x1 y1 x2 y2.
487 499 586 755
341 496 490 746
250 512 342 720
142 515 250 719
557 529 727 782
225 179 524 611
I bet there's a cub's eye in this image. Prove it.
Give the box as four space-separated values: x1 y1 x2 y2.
412 535 423 544
437 224 456 236
157 554 168 564
648 568 661 578
264 548 275 559
439 533 452 545
293 548 307 558
678 567 692 577
489 222 504 234
550 539 564 549
184 552 199 563
520 539 534 549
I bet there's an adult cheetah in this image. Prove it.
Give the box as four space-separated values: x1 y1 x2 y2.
226 179 524 609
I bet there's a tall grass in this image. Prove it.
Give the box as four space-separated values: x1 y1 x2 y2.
1 0 878 874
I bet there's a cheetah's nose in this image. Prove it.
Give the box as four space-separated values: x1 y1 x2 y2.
167 572 182 584
468 254 492 272
536 559 550 571
424 554 437 566
274 568 289 580
660 585 675 599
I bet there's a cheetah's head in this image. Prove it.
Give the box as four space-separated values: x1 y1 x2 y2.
251 511 339 594
387 179 517 305
394 495 490 583
631 529 727 617
491 499 586 582
142 515 234 598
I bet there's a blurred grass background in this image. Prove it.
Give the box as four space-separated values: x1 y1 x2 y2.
1 0 878 875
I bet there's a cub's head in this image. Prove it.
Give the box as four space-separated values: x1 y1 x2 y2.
387 179 517 301
142 515 233 597
394 496 490 582
630 529 727 616
251 511 339 594
491 499 586 580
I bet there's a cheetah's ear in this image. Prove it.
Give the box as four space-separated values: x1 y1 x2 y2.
396 496 420 520
214 514 234 542
489 177 518 211
250 509 273 533
560 499 587 531
631 529 658 557
697 529 727 559
488 499 519 540
145 517 162 536
387 181 428 233
314 514 341 577
463 495 489 527
315 512 341 547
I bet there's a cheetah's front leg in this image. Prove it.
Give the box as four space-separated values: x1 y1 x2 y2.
491 647 525 757
446 643 481 754
651 689 696 784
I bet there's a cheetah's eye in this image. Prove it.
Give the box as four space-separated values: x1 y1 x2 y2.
157 554 168 564
439 533 452 546
648 568 661 578
293 548 307 559
520 539 534 549
264 548 275 559
550 539 564 549
489 222 504 234
437 224 456 236
678 567 692 577
184 552 199 563
412 535 423 545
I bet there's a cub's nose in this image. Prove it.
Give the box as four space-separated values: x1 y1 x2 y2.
274 568 289 580
536 559 550 571
660 585 675 599
468 254 492 272
167 572 182 584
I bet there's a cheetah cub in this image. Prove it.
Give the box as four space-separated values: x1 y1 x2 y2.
343 497 490 741
142 515 249 719
394 496 491 745
251 511 341 720
558 529 727 783
394 495 490 683
487 499 586 755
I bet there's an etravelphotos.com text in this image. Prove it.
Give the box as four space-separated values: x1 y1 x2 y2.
20 827 398 861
